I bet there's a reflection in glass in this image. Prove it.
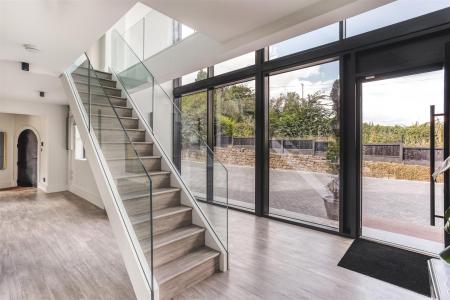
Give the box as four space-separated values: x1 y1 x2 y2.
214 80 256 210
346 0 450 37
269 23 339 60
180 91 208 199
181 69 208 85
268 61 340 228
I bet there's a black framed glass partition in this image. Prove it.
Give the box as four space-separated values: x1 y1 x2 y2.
268 61 340 228
179 91 208 199
214 80 256 210
173 7 450 240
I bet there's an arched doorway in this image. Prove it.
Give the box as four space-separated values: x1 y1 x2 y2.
17 129 38 187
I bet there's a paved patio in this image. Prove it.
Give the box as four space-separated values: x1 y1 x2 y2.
181 160 445 244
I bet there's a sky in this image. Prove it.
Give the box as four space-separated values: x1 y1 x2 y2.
270 0 450 58
183 1 450 85
181 0 450 125
363 70 444 126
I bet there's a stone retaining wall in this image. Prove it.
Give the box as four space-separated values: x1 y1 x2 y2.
182 145 440 182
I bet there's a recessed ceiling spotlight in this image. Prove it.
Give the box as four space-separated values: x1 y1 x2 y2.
23 44 39 53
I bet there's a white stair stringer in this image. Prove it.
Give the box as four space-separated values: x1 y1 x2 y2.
61 72 158 300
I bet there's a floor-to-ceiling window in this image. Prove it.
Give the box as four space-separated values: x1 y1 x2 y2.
213 80 256 210
172 6 450 240
268 61 340 228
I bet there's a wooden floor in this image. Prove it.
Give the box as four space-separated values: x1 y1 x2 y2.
0 189 427 300
176 206 428 300
0 189 135 300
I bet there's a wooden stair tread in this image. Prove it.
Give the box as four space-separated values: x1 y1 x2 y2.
75 67 112 75
91 114 137 120
155 248 219 284
130 206 192 224
78 91 126 100
94 128 144 132
107 156 161 161
115 171 170 180
74 81 121 91
86 103 132 109
72 72 116 83
140 225 204 251
100 141 153 145
122 187 180 201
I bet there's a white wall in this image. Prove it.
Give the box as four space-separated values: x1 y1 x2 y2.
0 99 104 207
67 114 103 208
0 99 68 192
0 113 16 188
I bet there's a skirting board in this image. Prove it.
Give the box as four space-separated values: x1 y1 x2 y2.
0 180 16 189
69 184 104 209
43 184 69 193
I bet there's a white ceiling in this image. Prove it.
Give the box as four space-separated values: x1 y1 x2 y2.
0 0 393 105
0 0 136 105
0 60 67 105
142 0 393 82
140 0 393 45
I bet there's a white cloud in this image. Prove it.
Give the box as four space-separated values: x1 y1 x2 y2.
269 65 333 99
363 70 444 126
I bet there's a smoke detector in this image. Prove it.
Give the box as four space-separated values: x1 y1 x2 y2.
23 44 39 53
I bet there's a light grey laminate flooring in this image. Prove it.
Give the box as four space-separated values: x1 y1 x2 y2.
0 189 135 300
0 189 427 300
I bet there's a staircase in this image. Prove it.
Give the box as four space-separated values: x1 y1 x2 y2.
67 64 223 300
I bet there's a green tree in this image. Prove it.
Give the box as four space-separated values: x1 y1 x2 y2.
269 91 335 138
195 69 207 81
214 84 255 137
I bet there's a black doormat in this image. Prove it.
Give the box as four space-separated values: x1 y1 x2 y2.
338 239 432 296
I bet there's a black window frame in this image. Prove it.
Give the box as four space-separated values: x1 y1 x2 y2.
173 8 450 239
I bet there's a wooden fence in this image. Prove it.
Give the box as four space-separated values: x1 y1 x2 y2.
185 137 443 164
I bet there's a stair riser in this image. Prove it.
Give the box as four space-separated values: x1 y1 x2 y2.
159 256 219 300
74 68 112 80
80 94 127 107
123 191 180 215
108 158 161 175
134 210 192 239
100 144 153 159
96 130 145 143
73 74 116 88
76 83 122 97
117 174 170 195
154 210 192 236
153 191 180 211
85 104 132 117
134 210 192 240
153 231 205 268
91 117 138 130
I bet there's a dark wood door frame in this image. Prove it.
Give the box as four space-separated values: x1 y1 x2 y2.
17 129 38 188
